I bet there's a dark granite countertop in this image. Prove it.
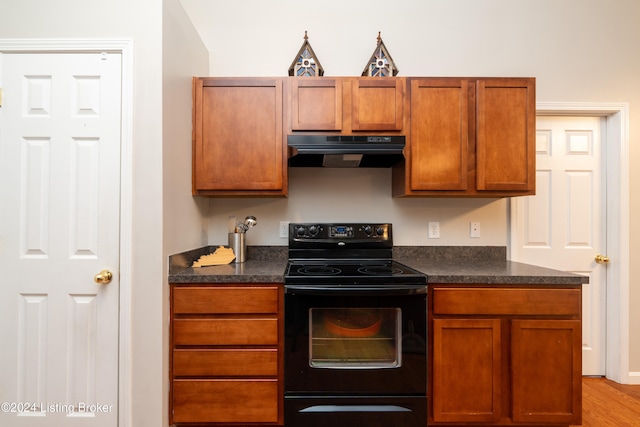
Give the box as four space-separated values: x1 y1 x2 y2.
169 245 287 284
169 245 588 286
393 246 588 285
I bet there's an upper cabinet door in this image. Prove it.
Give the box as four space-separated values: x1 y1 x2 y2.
409 78 469 191
192 77 286 196
351 78 404 131
290 78 342 131
476 78 536 192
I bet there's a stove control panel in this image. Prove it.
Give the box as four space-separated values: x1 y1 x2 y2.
290 223 390 240
329 225 353 238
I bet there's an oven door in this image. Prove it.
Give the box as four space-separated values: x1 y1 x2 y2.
284 286 427 396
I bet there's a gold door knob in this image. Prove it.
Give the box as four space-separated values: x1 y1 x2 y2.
94 269 113 284
595 254 610 264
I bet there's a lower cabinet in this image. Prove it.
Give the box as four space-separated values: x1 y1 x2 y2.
429 286 582 426
169 284 284 426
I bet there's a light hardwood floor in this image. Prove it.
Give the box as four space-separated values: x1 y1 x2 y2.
572 377 640 426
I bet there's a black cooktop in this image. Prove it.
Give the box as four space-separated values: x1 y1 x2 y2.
285 223 427 287
284 259 426 286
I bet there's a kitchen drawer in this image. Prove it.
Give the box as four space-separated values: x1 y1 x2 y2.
173 348 278 377
432 288 580 316
172 379 279 423
173 318 278 346
173 286 279 314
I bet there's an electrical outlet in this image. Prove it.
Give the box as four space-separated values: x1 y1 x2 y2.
428 222 440 239
279 221 290 238
470 222 481 238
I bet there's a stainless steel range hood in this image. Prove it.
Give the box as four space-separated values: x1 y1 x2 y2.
287 135 405 168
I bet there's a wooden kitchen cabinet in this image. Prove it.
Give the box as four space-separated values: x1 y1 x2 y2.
192 77 287 196
476 78 536 193
404 78 470 192
191 75 532 198
290 77 342 131
351 77 404 131
429 286 582 426
393 77 535 197
288 76 404 132
169 284 284 426
432 318 502 423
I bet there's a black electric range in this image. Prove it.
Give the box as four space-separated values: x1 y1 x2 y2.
283 223 428 427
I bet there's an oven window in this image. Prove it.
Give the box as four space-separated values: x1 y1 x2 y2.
309 308 401 369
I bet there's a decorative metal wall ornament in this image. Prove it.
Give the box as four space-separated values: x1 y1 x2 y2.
362 32 399 77
289 31 324 77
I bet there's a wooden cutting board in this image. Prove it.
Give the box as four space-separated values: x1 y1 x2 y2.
192 246 236 267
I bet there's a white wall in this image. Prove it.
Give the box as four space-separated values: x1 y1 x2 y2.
181 0 640 374
162 1 210 426
162 3 209 260
205 169 507 246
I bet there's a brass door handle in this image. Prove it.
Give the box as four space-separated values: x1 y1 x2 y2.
595 254 610 264
94 269 113 284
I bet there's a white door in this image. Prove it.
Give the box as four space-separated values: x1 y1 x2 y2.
0 52 121 426
510 115 606 376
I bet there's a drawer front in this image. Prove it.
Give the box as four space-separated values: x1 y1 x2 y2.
433 288 581 316
173 286 279 314
173 379 278 424
173 318 278 346
173 349 278 377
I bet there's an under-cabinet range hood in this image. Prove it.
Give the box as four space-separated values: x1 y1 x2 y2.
287 135 405 168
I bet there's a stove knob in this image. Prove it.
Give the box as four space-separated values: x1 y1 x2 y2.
375 226 385 236
363 225 373 236
296 226 306 237
309 225 319 236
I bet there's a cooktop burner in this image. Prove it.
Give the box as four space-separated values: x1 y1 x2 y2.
295 265 342 276
358 264 404 276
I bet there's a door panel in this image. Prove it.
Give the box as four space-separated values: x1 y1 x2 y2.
194 78 284 193
290 78 342 131
351 78 403 131
431 318 502 423
477 78 535 192
511 116 605 375
0 52 121 426
409 78 469 191
511 319 582 424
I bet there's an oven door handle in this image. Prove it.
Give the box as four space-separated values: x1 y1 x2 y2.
299 404 412 413
284 284 427 295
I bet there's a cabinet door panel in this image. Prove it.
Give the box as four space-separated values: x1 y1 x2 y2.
173 318 278 346
173 286 279 314
291 78 342 130
173 379 278 423
193 78 284 193
477 78 535 192
352 78 403 131
432 318 502 423
511 319 582 424
173 349 278 377
410 79 469 190
433 287 581 316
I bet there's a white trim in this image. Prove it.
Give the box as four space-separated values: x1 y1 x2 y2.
512 101 633 384
0 38 135 424
0 38 132 53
